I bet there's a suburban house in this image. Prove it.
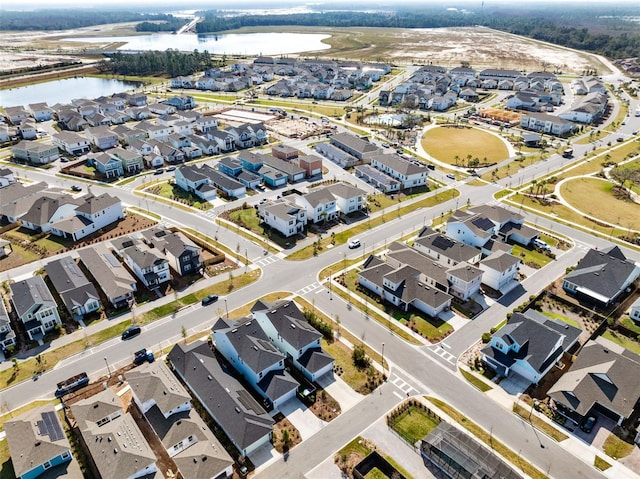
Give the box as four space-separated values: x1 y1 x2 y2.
127 361 234 479
481 311 581 385
316 142 360 168
251 300 334 382
548 340 640 426
91 151 124 178
114 237 171 289
0 239 12 258
0 181 48 224
174 164 218 201
446 205 536 255
369 154 429 189
212 316 299 410
141 227 203 277
0 298 16 351
19 121 37 140
294 154 323 178
0 168 14 188
20 195 80 234
71 389 157 479
478 250 522 294
165 95 196 110
257 198 307 237
562 246 640 307
47 193 123 242
45 256 101 319
86 125 119 150
354 164 400 192
358 246 453 318
111 147 143 174
10 276 61 341
559 92 608 124
167 341 275 457
325 183 367 216
329 132 381 162
12 140 60 164
52 131 91 156
413 227 482 267
6 407 78 479
296 188 337 224
5 106 31 125
78 243 137 309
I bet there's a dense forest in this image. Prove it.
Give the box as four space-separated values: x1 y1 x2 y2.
136 18 187 33
0 10 177 31
194 7 640 59
99 50 218 77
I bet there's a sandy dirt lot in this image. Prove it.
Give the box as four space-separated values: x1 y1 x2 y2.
0 23 609 75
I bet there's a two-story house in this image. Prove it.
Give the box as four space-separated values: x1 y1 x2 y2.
86 125 119 150
257 198 307 238
78 243 137 309
0 299 16 351
48 193 123 242
127 361 234 479
174 164 218 202
6 407 78 479
413 227 482 267
142 227 203 277
369 154 429 189
325 183 367 216
71 389 157 479
478 250 521 294
252 300 334 382
89 152 124 179
296 188 337 224
12 140 60 164
212 316 299 410
52 131 90 156
114 237 170 289
482 311 581 385
111 147 143 174
45 257 101 320
10 276 61 341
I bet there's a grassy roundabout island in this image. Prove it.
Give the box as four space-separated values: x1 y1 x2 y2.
421 125 510 166
559 177 640 231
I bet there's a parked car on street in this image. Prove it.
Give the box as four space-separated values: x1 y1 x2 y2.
122 326 142 340
201 294 219 306
348 239 361 249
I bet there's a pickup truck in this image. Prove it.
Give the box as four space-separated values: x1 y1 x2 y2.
133 348 155 365
55 372 89 397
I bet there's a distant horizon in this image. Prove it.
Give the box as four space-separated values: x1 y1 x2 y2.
2 0 637 9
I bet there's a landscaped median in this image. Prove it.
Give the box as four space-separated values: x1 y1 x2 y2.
0 269 261 390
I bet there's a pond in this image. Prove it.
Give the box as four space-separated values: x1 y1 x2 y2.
0 77 141 107
65 32 331 56
364 113 408 127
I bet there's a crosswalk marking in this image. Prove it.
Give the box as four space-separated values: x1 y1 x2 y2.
253 256 279 267
389 373 418 396
428 344 457 365
296 282 321 295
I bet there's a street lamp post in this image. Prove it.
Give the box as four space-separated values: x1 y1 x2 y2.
104 357 111 378
381 342 385 380
224 299 229 318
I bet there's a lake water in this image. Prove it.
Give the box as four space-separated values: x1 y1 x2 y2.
65 32 331 56
0 77 141 107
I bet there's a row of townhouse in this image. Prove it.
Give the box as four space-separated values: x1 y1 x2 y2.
317 132 430 191
558 92 609 124
379 67 563 111
256 182 367 237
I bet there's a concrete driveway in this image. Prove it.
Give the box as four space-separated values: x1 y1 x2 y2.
318 373 364 412
499 374 531 395
277 397 328 440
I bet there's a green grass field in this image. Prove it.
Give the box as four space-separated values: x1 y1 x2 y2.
421 126 510 165
389 405 440 444
559 177 640 231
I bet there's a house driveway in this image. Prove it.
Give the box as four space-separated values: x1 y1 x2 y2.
499 373 531 395
277 397 328 440
317 373 364 412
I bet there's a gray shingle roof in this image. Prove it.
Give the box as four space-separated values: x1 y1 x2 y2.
548 340 640 418
167 342 274 452
78 244 136 301
75 193 120 215
480 250 521 271
251 300 321 350
10 276 56 318
415 232 480 264
127 361 191 415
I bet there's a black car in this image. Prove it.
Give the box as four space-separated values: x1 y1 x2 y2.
121 326 142 340
71 185 82 192
201 294 219 306
581 416 597 433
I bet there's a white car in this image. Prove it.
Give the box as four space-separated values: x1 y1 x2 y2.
348 239 361 249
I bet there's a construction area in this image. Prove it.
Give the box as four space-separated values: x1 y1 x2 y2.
477 107 522 126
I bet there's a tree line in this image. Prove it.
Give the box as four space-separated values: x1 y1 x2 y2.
193 7 640 60
1 10 176 31
99 50 218 77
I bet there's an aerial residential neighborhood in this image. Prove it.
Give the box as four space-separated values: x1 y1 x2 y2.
0 2 639 479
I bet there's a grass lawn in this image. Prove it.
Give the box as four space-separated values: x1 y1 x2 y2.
512 404 569 442
322 339 382 394
389 405 440 444
337 436 372 458
460 369 493 392
427 397 547 479
511 244 553 269
602 433 635 460
619 316 640 335
601 330 640 355
559 177 640 231
390 310 453 341
421 126 509 165
225 208 288 251
540 311 580 328
365 468 387 479
147 182 213 210
594 456 612 471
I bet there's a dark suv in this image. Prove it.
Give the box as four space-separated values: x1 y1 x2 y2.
201 294 219 306
121 326 141 340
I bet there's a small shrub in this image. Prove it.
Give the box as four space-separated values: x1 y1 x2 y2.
481 332 492 344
